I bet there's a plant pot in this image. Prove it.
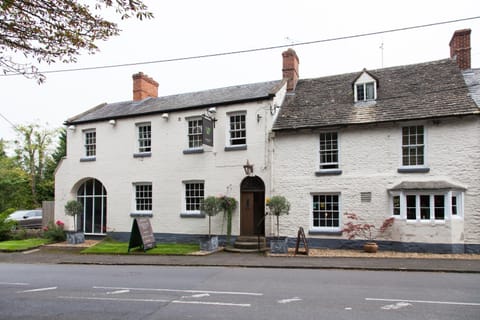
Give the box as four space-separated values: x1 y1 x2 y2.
199 235 219 252
66 231 85 245
270 237 288 254
363 242 378 253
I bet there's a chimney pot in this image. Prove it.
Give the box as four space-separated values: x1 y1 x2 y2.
132 72 159 101
449 29 471 70
282 48 300 92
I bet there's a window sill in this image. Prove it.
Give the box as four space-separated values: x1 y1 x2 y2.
397 167 430 173
80 157 96 162
308 230 342 236
180 212 205 218
224 145 247 152
183 148 204 154
133 152 152 158
315 169 342 176
130 212 153 218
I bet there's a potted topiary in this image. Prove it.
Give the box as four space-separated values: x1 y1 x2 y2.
219 195 237 247
199 196 222 251
266 195 290 254
64 200 85 244
342 212 395 253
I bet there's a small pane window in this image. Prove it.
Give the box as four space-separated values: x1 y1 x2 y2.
185 182 204 212
312 194 340 229
135 184 152 212
137 123 151 153
188 119 203 148
356 82 375 101
229 114 246 146
319 132 339 170
84 130 96 157
402 126 425 166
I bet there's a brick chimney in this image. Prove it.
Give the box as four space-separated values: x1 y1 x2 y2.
282 48 300 92
449 29 471 70
132 72 159 101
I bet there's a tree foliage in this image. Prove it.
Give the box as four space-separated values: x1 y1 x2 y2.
0 0 153 83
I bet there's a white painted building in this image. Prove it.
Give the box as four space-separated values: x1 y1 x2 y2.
55 29 480 252
272 29 480 253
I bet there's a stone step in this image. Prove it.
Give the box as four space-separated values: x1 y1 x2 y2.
232 236 267 252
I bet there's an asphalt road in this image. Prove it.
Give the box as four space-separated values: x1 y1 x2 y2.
0 264 479 320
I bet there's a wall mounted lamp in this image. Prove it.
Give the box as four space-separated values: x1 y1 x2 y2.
161 113 169 120
108 119 116 126
67 125 76 131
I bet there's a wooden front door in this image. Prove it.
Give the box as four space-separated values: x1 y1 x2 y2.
240 192 255 235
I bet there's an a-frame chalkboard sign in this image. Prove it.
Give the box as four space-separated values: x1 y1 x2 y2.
128 218 156 252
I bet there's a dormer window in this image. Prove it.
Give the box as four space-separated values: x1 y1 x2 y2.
353 70 377 103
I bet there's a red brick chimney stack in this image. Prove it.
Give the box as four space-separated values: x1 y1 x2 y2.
449 29 471 70
132 72 159 101
282 48 300 92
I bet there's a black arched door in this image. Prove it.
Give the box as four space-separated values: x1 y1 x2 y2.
240 176 265 236
77 179 107 234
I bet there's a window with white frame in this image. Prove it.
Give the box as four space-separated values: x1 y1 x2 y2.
402 126 425 166
84 130 96 157
228 113 246 146
188 118 203 148
134 183 152 212
137 123 151 153
184 181 204 213
319 132 339 170
354 71 377 102
312 194 340 230
356 82 375 101
391 191 462 221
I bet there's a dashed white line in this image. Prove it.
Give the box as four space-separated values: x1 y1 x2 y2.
278 297 302 304
366 298 480 307
106 289 130 295
19 286 57 293
93 286 263 296
0 282 29 286
58 296 251 307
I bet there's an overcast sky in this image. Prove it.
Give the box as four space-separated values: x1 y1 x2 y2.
1 0 479 147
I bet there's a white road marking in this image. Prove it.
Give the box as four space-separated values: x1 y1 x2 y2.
344 307 352 310
278 297 302 304
366 298 480 307
93 286 263 296
183 293 210 299
58 296 250 307
0 282 29 286
19 286 57 293
381 302 412 310
106 289 130 295
22 249 40 254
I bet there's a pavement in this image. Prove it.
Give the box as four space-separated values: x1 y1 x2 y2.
1 244 480 273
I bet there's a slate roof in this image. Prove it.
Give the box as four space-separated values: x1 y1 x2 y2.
389 181 466 191
67 80 283 124
273 59 480 131
463 68 480 106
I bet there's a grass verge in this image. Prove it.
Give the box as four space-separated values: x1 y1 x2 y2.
0 238 51 252
81 238 199 255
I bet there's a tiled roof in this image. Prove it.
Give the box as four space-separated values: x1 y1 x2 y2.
463 68 480 106
273 59 479 131
389 181 466 191
67 80 282 124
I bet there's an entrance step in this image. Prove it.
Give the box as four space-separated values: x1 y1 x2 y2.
227 236 267 252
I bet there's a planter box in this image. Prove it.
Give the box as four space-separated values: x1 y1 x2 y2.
270 237 288 254
199 235 219 252
66 231 85 245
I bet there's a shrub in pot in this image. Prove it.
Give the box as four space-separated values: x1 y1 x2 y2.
266 195 290 254
199 196 222 251
64 200 85 244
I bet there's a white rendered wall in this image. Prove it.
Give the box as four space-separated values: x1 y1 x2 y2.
271 116 480 246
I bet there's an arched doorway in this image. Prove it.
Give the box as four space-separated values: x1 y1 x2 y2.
76 178 107 235
240 176 265 236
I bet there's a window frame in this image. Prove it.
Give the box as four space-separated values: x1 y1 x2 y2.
227 112 247 147
83 129 96 158
401 125 426 168
319 132 339 171
187 117 203 149
311 193 341 232
183 180 205 215
390 191 463 222
133 183 153 214
136 122 152 154
355 82 376 102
